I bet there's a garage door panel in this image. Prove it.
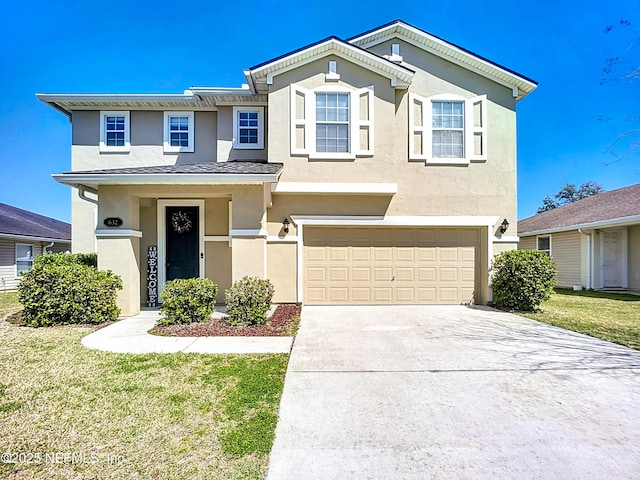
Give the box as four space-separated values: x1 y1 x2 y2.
304 227 478 305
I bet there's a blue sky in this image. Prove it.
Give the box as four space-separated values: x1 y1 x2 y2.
1 0 638 223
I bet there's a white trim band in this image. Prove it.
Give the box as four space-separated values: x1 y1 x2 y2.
272 182 397 195
95 229 143 238
230 229 268 238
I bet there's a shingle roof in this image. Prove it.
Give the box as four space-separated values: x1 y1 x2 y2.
519 183 640 234
69 161 283 176
0 203 71 240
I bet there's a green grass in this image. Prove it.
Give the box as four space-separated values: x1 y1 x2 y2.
0 291 20 319
520 288 640 350
0 321 288 479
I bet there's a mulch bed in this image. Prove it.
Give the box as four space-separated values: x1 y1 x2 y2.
149 304 302 337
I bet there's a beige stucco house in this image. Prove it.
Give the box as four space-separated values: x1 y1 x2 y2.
39 21 536 316
519 183 640 292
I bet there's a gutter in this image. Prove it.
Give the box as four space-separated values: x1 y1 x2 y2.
519 214 640 237
52 172 282 186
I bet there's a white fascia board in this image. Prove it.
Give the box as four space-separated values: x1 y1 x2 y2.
0 233 71 243
271 182 397 195
519 215 640 237
189 86 251 95
253 39 413 88
52 173 280 186
290 215 500 227
95 229 143 238
37 93 195 103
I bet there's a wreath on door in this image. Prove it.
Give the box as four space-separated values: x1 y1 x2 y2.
171 211 193 234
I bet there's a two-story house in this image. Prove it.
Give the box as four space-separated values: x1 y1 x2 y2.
39 20 536 316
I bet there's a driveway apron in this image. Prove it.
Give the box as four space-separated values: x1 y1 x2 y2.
266 305 640 480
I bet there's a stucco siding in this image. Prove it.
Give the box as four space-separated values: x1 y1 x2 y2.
628 225 640 290
267 242 297 303
551 231 582 287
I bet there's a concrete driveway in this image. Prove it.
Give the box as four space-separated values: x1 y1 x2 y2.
266 305 640 480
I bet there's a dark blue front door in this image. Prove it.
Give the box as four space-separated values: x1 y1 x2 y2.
166 206 199 281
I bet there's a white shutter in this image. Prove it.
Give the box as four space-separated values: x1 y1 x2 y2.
408 92 428 160
466 94 487 162
353 86 374 156
290 84 312 155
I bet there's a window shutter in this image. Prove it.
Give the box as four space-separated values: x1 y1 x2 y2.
408 93 428 160
466 94 487 162
290 85 312 155
353 86 374 156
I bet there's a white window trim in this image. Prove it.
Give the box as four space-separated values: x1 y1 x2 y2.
232 106 264 149
408 92 487 165
15 243 34 277
537 235 552 256
99 111 130 153
163 111 194 153
290 83 374 160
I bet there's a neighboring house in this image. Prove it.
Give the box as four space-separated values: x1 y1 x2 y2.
519 183 640 292
0 202 71 291
38 20 536 316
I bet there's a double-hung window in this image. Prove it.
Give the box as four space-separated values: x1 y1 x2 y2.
232 107 264 149
409 93 486 165
164 112 194 152
100 111 130 152
315 93 349 153
16 244 33 276
537 236 551 256
290 84 373 159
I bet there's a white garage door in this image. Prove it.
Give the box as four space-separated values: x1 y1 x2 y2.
303 227 478 305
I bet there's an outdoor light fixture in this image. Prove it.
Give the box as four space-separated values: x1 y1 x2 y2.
499 218 509 234
282 218 290 233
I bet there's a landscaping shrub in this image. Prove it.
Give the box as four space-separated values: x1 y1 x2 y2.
159 278 218 325
490 249 557 312
36 252 98 268
18 256 121 326
225 276 275 326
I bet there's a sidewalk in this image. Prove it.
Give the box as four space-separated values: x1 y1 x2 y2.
81 309 293 354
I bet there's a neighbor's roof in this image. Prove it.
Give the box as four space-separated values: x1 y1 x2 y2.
0 202 71 241
519 183 640 235
53 161 284 188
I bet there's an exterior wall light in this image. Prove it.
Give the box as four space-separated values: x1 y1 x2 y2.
499 218 509 234
282 218 290 233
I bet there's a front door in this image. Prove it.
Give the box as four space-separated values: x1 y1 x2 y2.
602 230 622 287
166 206 199 281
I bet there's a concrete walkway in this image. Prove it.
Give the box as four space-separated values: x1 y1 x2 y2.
81 309 293 354
267 305 640 480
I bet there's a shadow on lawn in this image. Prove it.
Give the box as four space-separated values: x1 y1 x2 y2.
553 288 640 302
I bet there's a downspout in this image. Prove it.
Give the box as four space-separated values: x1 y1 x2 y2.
78 185 98 205
43 242 55 254
578 228 592 290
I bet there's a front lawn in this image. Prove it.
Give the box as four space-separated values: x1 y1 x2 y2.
520 288 640 350
0 321 288 479
0 291 20 319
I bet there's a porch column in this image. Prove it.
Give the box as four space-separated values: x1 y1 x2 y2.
230 186 267 280
96 187 141 317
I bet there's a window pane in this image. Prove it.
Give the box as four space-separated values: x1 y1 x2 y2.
538 237 550 251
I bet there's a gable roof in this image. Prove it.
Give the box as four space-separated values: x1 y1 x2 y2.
519 183 640 235
245 36 415 94
0 202 71 241
348 20 537 101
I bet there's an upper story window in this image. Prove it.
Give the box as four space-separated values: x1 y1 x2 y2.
233 107 264 149
537 236 551 256
290 84 373 159
315 93 349 153
164 112 194 153
409 93 486 165
100 111 130 152
16 244 33 276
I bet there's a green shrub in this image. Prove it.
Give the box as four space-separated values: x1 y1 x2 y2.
490 249 557 312
159 278 218 325
18 261 122 326
36 252 97 268
225 276 275 326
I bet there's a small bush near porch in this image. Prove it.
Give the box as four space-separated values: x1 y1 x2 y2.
159 278 218 325
520 289 640 350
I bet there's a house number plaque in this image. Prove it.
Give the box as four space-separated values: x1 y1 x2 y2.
147 246 158 307
104 217 123 227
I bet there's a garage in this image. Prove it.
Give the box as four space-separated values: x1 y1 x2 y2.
303 227 480 305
